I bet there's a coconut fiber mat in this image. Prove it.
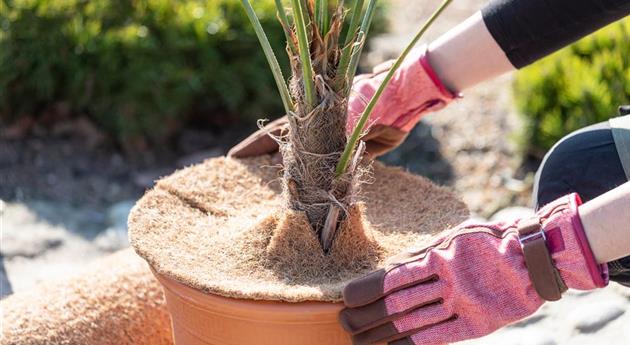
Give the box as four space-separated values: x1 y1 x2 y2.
1 249 172 345
129 156 468 302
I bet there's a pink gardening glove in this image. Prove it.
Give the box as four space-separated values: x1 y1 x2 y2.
339 193 608 345
228 46 455 158
346 45 456 156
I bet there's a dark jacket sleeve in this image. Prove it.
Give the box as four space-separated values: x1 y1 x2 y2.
482 0 630 68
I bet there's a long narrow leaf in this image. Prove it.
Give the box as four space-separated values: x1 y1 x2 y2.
334 0 365 90
335 0 453 176
315 0 322 30
318 0 329 35
291 0 317 109
241 0 293 114
345 0 377 89
275 0 298 53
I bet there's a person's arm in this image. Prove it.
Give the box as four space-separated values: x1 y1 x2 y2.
580 181 630 264
428 11 514 92
428 0 630 92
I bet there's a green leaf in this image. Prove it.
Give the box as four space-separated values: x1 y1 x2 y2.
336 0 453 176
291 0 316 109
241 0 293 114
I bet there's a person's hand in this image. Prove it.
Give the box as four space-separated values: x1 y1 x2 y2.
228 46 455 158
339 193 608 345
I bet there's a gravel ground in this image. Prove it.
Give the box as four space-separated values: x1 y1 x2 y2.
2 0 629 343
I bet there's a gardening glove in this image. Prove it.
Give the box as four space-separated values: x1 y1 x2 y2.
339 193 608 345
346 45 456 157
228 46 456 158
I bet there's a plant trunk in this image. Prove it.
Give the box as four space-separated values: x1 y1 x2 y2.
280 76 352 241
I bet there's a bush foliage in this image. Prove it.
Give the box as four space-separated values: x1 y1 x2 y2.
1 0 385 147
513 18 630 156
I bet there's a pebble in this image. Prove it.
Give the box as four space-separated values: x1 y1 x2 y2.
570 302 625 333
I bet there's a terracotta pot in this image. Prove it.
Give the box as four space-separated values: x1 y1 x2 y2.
152 269 359 345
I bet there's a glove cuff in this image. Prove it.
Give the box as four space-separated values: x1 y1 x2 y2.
539 193 609 291
419 47 458 101
390 46 459 132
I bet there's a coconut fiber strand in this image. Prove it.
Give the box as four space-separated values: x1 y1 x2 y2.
1 249 172 345
129 156 468 302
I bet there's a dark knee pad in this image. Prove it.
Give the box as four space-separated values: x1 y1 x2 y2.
533 121 630 287
534 121 627 209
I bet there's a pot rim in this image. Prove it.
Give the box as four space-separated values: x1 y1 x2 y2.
152 267 345 324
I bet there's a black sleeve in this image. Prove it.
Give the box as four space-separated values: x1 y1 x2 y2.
481 0 630 69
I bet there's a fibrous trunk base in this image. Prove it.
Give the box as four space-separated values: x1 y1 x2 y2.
280 80 352 244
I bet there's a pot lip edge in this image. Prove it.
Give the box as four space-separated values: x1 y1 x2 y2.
150 266 345 311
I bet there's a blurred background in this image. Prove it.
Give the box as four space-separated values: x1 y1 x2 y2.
1 0 629 342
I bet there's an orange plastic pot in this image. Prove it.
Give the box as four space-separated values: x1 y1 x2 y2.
152 269 360 345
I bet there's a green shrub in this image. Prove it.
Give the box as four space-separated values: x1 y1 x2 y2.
513 18 630 157
0 0 386 148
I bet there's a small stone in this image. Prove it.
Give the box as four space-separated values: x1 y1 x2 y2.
570 302 625 333
490 206 534 223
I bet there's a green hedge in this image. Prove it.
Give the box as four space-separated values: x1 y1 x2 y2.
513 18 630 157
1 0 294 146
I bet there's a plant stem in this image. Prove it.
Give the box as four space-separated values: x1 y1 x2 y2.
241 0 294 114
335 0 452 176
334 0 365 91
275 0 298 53
315 0 322 29
345 0 377 90
318 0 329 35
291 0 317 109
